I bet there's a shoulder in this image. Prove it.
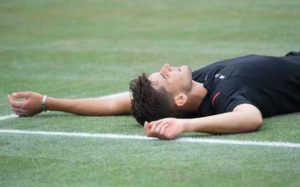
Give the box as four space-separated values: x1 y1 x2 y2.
212 87 253 114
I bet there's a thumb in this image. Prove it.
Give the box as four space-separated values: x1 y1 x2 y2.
144 121 152 136
144 121 152 129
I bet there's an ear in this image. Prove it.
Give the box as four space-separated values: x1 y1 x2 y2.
174 93 187 107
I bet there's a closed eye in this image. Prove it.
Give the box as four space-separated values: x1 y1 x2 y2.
160 73 167 80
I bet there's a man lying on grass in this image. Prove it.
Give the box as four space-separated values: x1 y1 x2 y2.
7 51 300 140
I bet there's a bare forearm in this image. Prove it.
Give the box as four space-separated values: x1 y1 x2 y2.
182 105 263 134
45 94 131 116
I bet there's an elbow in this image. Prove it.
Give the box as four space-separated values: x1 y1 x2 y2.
254 115 263 131
246 115 263 132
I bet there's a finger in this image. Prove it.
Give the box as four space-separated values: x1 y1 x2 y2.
160 122 170 136
144 122 152 130
7 95 17 106
146 122 162 137
12 108 25 116
144 122 152 136
7 94 15 100
144 121 148 127
144 121 155 135
12 92 30 99
157 123 173 140
150 120 165 134
7 95 14 105
149 120 162 132
154 121 168 134
7 95 24 109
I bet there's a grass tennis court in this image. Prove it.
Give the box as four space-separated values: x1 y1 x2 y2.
1 0 300 186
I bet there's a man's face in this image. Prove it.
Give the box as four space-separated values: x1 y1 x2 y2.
149 64 193 95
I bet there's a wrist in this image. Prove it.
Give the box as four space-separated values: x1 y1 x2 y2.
41 95 48 112
181 119 194 132
180 119 189 132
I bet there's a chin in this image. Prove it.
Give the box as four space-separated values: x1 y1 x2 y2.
181 65 192 73
183 66 193 90
184 65 192 79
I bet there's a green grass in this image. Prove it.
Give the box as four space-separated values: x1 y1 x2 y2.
0 0 300 186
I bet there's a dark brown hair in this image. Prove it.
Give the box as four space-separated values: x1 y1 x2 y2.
129 73 177 125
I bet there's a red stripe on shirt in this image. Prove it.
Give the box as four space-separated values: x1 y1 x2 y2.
211 91 221 107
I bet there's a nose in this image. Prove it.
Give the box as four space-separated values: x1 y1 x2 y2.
160 64 172 74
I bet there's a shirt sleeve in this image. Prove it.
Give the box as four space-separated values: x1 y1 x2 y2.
214 92 253 114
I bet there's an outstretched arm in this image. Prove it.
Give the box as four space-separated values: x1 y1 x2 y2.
7 91 131 116
144 104 263 140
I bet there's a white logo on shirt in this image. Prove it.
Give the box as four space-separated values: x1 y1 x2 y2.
215 74 226 79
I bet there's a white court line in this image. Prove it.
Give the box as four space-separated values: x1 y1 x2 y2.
0 114 18 121
0 129 300 148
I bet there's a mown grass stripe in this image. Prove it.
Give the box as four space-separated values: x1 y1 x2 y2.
0 129 299 148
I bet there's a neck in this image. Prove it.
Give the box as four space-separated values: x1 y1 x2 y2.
185 81 207 112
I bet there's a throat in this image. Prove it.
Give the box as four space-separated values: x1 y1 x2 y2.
186 81 207 112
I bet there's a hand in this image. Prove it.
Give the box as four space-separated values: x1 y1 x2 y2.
7 92 43 116
144 118 185 140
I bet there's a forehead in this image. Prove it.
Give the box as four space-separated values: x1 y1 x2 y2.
148 72 165 90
